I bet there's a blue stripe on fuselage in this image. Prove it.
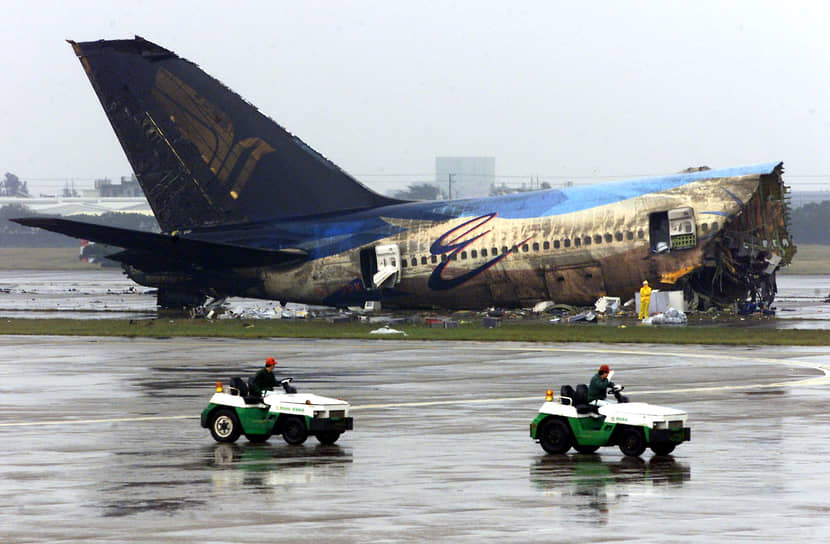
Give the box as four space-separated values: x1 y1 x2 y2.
201 162 779 261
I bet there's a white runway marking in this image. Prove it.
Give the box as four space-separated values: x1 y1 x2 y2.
0 414 195 427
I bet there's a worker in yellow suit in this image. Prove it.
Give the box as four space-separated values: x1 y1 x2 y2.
639 280 652 320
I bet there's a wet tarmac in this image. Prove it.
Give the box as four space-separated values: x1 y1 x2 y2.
2 337 830 542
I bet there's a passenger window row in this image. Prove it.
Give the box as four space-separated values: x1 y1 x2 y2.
398 222 718 269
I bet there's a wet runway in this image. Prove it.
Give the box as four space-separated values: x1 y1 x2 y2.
2 337 830 542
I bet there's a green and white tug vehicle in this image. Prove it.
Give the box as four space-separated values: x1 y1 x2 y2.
530 383 691 457
201 377 353 445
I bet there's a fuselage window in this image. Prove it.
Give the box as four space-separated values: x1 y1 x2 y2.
701 223 709 232
460 251 467 260
532 242 539 251
482 248 488 257
711 222 719 231
451 253 458 261
471 249 477 259
583 236 590 246
431 255 438 263
626 231 634 240
637 229 645 239
401 260 407 268
522 244 529 252
543 241 550 250
594 234 602 244
492 247 499 255
615 232 623 242
502 246 509 255
564 239 571 248
605 233 613 243
411 258 417 267
554 240 560 249
441 255 448 262
574 237 581 247
421 256 428 265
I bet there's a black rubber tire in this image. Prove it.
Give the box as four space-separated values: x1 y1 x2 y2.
574 444 601 454
281 416 309 445
315 431 342 445
651 443 676 456
538 418 572 454
209 408 241 443
618 428 647 457
244 433 271 443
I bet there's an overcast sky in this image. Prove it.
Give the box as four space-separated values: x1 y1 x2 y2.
2 1 829 196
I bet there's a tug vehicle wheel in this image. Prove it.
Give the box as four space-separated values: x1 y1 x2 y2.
315 431 342 445
574 445 600 454
651 443 676 456
618 428 647 457
538 418 572 454
210 408 241 443
281 416 309 445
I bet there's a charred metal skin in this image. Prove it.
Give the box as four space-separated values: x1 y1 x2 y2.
11 37 795 311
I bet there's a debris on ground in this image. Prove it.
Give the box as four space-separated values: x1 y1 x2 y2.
567 310 597 323
594 296 621 314
532 300 555 314
369 326 407 335
643 307 688 325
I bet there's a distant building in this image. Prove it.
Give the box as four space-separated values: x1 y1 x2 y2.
0 194 152 217
435 157 495 199
83 175 144 198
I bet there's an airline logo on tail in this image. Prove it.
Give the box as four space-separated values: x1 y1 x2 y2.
152 68 275 200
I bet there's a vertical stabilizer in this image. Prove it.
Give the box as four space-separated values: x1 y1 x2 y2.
70 37 400 232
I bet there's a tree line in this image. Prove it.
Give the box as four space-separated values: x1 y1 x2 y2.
0 203 158 247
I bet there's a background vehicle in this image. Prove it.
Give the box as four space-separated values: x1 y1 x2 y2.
201 378 353 445
530 384 691 457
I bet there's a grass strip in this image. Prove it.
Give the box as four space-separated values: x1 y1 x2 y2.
0 318 828 345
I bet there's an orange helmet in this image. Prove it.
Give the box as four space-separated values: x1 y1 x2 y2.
265 357 277 367
599 364 610 374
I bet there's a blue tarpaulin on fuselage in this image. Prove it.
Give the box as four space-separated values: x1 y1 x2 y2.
221 162 780 261
379 162 780 221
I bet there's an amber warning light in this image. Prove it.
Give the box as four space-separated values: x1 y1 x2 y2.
545 390 553 402
215 382 223 393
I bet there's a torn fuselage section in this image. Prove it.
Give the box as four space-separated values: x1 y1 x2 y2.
683 165 795 309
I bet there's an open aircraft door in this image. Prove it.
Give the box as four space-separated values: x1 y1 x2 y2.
649 207 697 253
360 244 401 289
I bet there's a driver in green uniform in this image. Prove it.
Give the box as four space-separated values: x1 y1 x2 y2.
250 357 278 397
588 364 616 403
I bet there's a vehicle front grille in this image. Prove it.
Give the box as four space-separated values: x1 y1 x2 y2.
330 410 346 418
669 420 683 430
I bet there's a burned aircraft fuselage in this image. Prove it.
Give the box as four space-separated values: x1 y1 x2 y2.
118 163 793 310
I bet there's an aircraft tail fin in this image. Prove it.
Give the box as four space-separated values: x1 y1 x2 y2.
70 37 401 232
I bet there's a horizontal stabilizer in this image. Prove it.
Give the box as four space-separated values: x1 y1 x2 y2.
11 217 306 268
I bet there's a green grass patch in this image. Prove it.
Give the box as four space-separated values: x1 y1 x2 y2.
780 244 830 275
0 318 828 345
0 247 96 270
